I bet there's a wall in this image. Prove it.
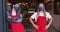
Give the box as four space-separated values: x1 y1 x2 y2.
49 10 60 31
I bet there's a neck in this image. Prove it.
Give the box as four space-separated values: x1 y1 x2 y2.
12 8 16 12
40 11 43 12
38 10 43 12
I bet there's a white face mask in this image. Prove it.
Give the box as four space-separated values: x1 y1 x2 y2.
12 12 16 16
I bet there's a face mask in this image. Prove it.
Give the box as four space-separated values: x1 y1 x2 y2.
14 6 19 12
39 7 44 11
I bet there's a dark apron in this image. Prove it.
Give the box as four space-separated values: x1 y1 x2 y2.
36 16 48 32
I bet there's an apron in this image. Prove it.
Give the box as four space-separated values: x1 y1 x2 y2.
11 22 25 32
36 16 48 32
10 12 25 32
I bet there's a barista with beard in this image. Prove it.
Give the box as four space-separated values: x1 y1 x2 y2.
7 3 25 32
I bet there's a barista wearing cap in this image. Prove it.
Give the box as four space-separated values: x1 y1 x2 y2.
29 3 53 32
7 3 25 32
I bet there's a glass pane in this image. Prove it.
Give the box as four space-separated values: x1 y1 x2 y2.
6 0 59 32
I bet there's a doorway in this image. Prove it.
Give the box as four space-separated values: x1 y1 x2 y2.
6 0 59 32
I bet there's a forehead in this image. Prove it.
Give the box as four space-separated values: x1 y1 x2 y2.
15 3 19 7
15 3 19 5
39 3 44 6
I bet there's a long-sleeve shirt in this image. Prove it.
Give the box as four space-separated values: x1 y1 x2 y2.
7 11 23 23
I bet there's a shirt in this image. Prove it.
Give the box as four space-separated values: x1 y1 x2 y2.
31 11 51 21
7 11 22 23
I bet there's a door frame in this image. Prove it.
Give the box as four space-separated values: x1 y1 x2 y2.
0 0 8 32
